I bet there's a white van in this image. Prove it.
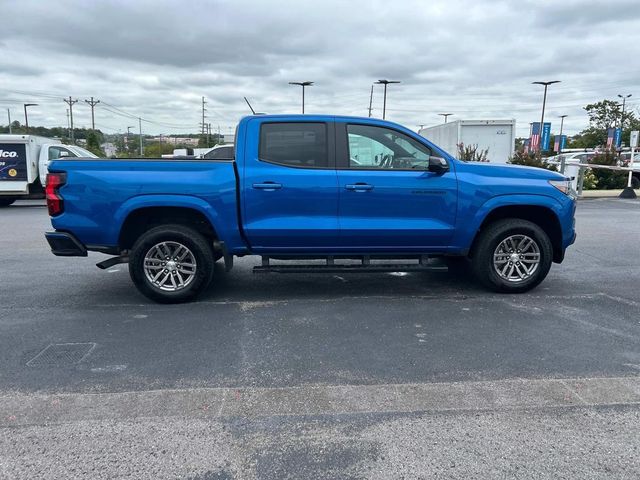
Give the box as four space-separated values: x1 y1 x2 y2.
0 135 97 207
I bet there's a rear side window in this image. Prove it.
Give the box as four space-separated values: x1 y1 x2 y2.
259 123 328 168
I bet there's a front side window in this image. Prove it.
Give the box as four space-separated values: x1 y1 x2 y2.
259 123 328 168
347 124 432 170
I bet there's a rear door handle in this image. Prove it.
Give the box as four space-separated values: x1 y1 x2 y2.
253 182 282 190
345 183 374 191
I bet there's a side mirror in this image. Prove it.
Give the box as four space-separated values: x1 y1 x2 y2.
428 156 449 174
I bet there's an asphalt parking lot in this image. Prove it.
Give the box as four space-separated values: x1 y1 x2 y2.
1 198 640 479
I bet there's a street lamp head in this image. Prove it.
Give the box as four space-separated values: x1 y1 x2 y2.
289 81 314 87
24 103 38 107
376 79 401 85
532 80 561 86
559 114 568 118
618 94 632 99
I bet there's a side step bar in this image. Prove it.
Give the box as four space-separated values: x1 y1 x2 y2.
253 255 448 274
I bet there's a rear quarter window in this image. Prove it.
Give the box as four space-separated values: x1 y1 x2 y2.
259 122 328 168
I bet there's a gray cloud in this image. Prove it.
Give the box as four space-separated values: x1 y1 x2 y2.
0 0 639 137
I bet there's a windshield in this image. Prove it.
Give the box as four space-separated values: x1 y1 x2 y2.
68 146 99 158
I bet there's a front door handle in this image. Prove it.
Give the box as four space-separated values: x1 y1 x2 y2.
253 182 282 190
345 183 374 191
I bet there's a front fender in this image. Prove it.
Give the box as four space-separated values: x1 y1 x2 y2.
452 193 563 251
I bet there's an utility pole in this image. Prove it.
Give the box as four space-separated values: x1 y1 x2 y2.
218 124 221 144
66 109 70 137
208 123 212 147
532 81 560 152
438 113 453 123
63 97 78 142
201 96 207 135
138 117 143 156
84 97 100 130
289 81 314 114
368 84 374 117
375 80 401 120
23 103 38 133
7 109 11 134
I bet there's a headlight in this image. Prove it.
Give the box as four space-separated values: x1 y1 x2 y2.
548 179 574 196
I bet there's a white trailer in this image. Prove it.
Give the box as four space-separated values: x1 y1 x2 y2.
419 119 516 163
0 134 97 207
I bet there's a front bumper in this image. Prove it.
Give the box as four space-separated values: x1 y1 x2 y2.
45 231 88 257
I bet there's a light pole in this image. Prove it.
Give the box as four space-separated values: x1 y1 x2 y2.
558 114 567 152
23 103 37 133
532 80 560 152
438 113 453 123
375 79 401 120
288 81 314 114
618 94 632 131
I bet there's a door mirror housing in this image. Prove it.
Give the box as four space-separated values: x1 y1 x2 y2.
428 156 449 174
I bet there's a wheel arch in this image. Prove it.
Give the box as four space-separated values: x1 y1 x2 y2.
468 200 563 263
117 202 220 251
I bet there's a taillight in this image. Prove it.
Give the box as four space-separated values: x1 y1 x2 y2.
46 172 67 216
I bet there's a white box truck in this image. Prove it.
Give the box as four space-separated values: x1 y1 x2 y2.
0 134 98 207
419 120 516 163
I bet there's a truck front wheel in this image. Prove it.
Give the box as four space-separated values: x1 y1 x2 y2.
471 218 553 293
129 224 215 303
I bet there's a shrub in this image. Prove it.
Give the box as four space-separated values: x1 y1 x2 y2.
457 143 489 162
507 151 557 171
590 151 627 189
582 169 599 190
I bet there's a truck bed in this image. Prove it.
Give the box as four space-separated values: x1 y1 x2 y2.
48 158 243 250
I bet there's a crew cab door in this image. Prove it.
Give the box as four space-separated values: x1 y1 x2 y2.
241 118 339 251
336 121 457 250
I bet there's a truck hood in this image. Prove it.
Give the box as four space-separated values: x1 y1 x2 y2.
457 161 566 181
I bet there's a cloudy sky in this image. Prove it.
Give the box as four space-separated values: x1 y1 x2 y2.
1 0 639 138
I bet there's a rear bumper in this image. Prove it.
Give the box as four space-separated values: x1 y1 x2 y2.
45 231 88 257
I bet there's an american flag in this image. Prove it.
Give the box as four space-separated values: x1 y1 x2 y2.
606 128 614 149
530 122 541 152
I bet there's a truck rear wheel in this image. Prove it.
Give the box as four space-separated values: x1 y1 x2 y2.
129 224 215 303
0 198 16 207
471 218 552 293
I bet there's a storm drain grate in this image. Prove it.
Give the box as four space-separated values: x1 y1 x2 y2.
27 343 96 367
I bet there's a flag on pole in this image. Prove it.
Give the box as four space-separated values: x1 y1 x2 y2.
606 128 615 149
530 122 541 152
541 122 551 151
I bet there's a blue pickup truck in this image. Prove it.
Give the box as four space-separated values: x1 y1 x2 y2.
45 115 576 303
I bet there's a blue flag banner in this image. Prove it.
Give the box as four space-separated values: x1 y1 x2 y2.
614 128 622 148
541 122 551 151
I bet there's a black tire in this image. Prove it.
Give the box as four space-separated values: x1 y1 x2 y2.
0 198 16 207
471 218 553 293
129 224 215 303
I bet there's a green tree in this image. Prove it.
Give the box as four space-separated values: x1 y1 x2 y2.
85 130 105 156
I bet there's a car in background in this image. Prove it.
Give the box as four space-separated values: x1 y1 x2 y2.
201 144 234 160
